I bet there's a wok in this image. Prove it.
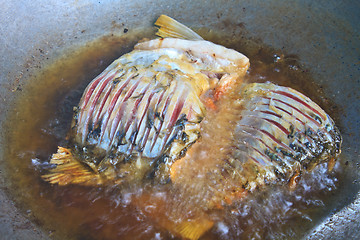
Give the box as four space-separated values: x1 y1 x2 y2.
0 0 359 239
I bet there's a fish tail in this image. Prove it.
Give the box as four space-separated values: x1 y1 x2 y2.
155 211 214 240
42 147 102 186
134 192 213 240
170 217 214 240
155 15 203 40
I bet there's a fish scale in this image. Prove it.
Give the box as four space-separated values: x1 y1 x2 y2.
69 28 250 164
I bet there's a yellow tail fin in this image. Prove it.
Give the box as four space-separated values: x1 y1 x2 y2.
172 217 214 240
42 147 102 186
134 192 213 240
155 15 203 40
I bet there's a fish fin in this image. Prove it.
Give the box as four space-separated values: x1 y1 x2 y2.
288 171 301 190
214 73 240 101
42 147 102 186
327 157 336 172
172 218 214 240
134 192 213 240
155 15 203 40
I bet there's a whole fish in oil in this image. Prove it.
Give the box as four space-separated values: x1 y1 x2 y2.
43 15 249 186
42 15 341 240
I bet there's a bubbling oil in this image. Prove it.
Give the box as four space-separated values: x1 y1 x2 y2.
3 29 342 240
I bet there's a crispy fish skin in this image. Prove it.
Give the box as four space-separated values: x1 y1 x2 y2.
227 82 342 194
71 41 248 179
232 82 341 188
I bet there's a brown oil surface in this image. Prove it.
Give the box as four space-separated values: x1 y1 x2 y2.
3 30 342 240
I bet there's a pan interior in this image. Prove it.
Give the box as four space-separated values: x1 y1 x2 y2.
0 1 359 239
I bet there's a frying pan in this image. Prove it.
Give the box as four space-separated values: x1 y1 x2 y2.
0 0 359 239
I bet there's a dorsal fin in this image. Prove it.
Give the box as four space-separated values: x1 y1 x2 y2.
155 15 203 40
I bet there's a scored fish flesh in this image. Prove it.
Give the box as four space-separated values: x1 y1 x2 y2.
231 82 341 189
